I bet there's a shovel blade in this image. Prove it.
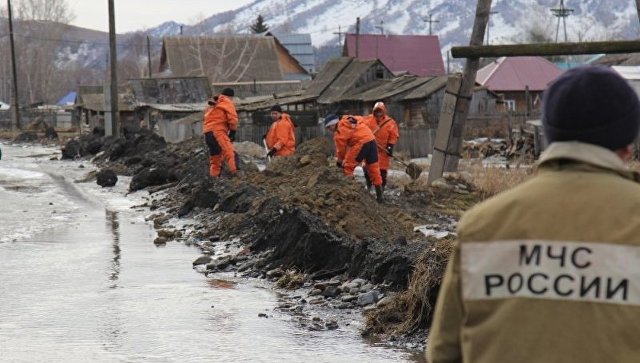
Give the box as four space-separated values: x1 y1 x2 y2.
405 162 423 180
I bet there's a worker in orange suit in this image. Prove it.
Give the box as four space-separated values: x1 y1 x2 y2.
324 113 384 202
203 88 238 177
364 101 400 190
265 104 296 157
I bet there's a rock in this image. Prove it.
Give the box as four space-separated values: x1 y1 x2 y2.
308 298 324 305
351 278 367 286
129 167 178 192
309 289 322 296
208 235 221 242
360 283 374 292
153 215 170 228
325 320 339 330
357 290 380 306
206 257 232 271
299 155 312 166
157 229 181 239
349 287 360 294
341 294 358 303
321 286 340 298
336 302 352 309
266 267 285 279
153 236 168 245
258 313 269 318
61 139 82 159
192 255 212 266
96 169 118 187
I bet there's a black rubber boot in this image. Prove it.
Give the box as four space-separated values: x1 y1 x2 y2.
375 185 383 203
364 169 372 191
381 169 388 192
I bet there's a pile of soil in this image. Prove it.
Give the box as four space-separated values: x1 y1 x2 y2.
247 137 414 241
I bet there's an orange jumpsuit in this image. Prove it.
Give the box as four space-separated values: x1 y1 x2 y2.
203 95 238 177
364 102 400 171
334 115 382 187
265 113 296 157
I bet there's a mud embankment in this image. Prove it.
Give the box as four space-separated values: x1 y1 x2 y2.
61 128 482 346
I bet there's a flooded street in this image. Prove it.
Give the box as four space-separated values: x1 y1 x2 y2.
0 142 416 363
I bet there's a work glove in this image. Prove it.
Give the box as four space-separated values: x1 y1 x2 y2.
336 160 343 168
267 148 277 157
228 130 236 142
386 144 394 156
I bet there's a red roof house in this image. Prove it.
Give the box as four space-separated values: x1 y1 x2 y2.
476 56 563 112
343 34 445 76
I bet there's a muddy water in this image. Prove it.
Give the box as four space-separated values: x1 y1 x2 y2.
0 143 416 363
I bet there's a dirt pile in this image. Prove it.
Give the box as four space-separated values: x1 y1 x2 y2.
247 137 414 241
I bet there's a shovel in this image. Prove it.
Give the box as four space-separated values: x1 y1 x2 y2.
376 144 423 180
263 137 272 163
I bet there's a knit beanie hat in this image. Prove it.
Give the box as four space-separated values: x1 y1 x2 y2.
270 104 283 113
323 113 339 128
221 88 235 97
542 66 640 150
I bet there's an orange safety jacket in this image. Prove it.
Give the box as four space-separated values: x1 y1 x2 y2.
334 115 375 161
365 103 399 148
266 113 296 156
203 95 238 134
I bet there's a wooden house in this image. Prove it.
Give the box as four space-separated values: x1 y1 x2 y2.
158 36 310 84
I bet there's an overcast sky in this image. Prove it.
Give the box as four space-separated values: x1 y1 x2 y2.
68 0 254 32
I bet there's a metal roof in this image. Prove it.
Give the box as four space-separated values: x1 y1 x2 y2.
160 36 308 83
476 57 563 92
344 34 445 76
304 57 353 98
137 102 206 112
271 33 316 73
341 75 433 102
402 75 449 100
317 59 390 104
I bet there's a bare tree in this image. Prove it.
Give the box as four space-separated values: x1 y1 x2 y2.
15 0 74 23
0 0 75 105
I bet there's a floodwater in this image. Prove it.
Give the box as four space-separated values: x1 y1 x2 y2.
0 142 416 363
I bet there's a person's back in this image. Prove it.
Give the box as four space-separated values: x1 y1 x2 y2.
427 66 640 363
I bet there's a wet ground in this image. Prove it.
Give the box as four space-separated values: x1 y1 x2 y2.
0 142 417 363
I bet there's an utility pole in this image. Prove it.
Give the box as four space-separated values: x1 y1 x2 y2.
486 10 498 45
107 0 119 137
375 20 384 35
551 0 573 43
636 0 640 26
355 17 360 58
7 0 20 130
424 13 439 36
428 0 493 183
146 35 152 78
333 25 345 49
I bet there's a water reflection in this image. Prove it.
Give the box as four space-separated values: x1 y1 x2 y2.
106 209 120 288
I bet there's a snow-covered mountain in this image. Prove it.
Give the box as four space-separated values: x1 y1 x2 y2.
169 0 640 53
11 0 640 74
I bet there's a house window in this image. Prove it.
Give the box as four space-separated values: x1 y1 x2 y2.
375 68 384 79
504 100 516 111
